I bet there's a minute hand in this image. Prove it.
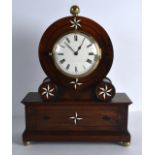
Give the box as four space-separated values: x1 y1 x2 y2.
65 42 76 53
76 38 85 53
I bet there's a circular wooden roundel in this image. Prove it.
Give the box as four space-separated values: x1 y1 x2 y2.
38 81 57 101
96 80 116 102
39 15 113 90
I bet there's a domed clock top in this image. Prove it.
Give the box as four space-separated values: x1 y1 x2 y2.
39 5 113 90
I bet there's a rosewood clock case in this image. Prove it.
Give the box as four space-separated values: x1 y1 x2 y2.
22 92 131 145
39 16 113 90
22 5 132 146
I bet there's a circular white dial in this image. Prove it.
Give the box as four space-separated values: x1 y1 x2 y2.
52 32 101 78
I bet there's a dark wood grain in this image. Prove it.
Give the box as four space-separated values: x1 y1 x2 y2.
22 92 131 143
22 92 132 104
23 130 130 142
39 16 113 90
22 13 132 144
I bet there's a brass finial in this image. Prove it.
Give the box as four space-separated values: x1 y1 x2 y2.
70 5 80 16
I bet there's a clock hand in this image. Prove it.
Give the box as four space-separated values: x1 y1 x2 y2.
75 38 85 55
65 42 76 54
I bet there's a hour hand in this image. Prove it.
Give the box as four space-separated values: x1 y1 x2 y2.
65 42 76 53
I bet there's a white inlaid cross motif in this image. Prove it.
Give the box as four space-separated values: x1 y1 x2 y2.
42 84 54 99
70 17 81 30
69 112 83 125
70 78 83 90
98 84 112 100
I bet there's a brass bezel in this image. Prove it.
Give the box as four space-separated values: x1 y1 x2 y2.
51 31 102 78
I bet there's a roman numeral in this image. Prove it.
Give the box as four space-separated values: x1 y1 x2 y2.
66 64 70 70
86 59 92 64
88 52 94 55
74 35 78 41
59 59 65 64
94 55 98 61
87 43 92 48
75 66 78 73
82 65 86 70
60 45 65 48
57 53 64 55
66 37 70 43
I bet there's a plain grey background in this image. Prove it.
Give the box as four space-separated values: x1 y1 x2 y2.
12 0 141 154
13 0 141 116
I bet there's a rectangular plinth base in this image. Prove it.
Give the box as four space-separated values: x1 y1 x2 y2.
22 92 132 145
23 130 130 143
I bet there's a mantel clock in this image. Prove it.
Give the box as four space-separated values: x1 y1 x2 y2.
22 6 132 146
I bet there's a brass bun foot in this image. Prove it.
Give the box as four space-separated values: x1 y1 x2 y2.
23 141 31 145
119 141 130 146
